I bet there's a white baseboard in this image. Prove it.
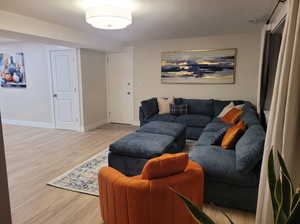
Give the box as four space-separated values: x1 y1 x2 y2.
83 119 107 131
2 119 55 128
131 120 140 126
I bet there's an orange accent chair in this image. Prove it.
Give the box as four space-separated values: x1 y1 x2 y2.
98 153 204 224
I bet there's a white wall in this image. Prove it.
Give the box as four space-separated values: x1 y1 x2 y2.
80 49 107 131
129 32 262 121
0 43 54 126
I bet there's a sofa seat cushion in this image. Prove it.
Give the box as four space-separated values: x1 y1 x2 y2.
186 127 203 140
146 114 177 123
137 121 186 138
110 132 174 159
194 131 216 146
236 125 266 174
189 146 259 187
176 114 211 128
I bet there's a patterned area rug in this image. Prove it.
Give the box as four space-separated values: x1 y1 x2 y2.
47 149 109 196
47 141 195 196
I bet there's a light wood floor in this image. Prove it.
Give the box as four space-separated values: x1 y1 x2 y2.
3 124 255 224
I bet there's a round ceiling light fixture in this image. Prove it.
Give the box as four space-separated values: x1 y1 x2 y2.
85 4 132 30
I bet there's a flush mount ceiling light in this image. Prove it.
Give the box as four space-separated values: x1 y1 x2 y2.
85 3 132 30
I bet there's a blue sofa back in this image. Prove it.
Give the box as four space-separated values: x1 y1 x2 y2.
140 98 256 119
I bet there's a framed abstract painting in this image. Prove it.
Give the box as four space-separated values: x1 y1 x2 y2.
0 52 26 88
161 48 237 84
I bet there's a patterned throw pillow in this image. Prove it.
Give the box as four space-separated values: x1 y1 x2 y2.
170 104 188 116
221 120 246 149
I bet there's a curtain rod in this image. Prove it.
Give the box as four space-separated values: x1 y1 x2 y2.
266 0 287 25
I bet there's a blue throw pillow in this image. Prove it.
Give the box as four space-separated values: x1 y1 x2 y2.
170 104 188 116
210 127 229 145
141 98 159 119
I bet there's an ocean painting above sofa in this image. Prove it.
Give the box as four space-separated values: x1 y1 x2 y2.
161 48 236 84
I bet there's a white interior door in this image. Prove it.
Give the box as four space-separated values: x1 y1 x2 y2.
107 49 133 124
50 50 79 130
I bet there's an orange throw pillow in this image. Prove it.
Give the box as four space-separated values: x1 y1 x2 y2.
221 108 243 123
141 153 188 180
221 120 246 149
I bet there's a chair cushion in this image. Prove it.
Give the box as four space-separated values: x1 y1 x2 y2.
141 153 188 180
137 121 186 138
221 120 246 149
189 146 259 187
141 98 159 119
236 125 266 174
109 132 174 159
176 114 211 127
146 114 177 123
176 98 214 116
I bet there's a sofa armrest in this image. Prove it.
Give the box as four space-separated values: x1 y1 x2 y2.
139 106 145 125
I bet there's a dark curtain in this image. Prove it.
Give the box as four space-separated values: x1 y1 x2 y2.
259 31 272 129
259 30 283 129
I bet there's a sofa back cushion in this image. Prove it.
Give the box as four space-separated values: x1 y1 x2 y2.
176 98 214 116
170 104 188 116
236 125 265 174
240 110 260 127
141 98 159 119
141 153 188 179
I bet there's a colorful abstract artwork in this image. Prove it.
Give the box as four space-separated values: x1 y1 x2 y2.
0 52 26 88
161 49 236 84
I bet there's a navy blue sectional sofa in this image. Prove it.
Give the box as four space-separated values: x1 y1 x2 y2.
140 98 250 139
139 98 265 212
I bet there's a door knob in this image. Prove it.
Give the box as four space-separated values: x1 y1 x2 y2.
127 92 131 95
53 94 58 98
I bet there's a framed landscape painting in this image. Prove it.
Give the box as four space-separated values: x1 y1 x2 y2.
161 48 236 84
0 52 26 88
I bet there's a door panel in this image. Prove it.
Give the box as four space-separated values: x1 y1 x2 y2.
56 99 74 122
50 50 78 130
108 50 133 124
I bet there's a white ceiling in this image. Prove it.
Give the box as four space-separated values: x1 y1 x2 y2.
0 0 276 42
